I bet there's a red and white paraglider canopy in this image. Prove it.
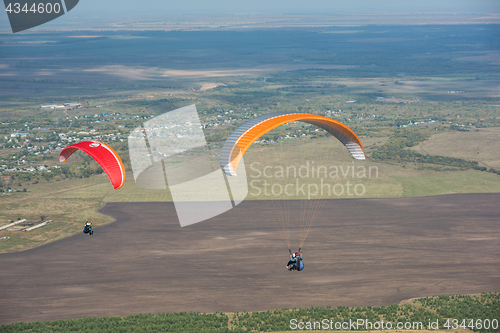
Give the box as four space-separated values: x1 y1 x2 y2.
59 141 126 190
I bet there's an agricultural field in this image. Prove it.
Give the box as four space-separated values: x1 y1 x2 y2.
1 194 499 325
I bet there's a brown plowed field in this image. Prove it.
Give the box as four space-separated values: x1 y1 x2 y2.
1 193 499 325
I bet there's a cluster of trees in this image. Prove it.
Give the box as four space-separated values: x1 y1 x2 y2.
229 303 439 332
2 293 497 332
0 164 102 194
0 312 229 333
372 129 490 172
214 90 282 107
422 293 499 331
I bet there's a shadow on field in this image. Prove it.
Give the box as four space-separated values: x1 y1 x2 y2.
0 193 499 324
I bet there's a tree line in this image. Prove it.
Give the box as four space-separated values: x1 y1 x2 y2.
372 129 498 174
1 292 497 332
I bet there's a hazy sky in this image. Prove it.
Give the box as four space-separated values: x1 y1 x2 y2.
1 0 499 31
73 0 499 16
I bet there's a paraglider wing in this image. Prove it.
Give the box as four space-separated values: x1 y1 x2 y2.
59 141 126 189
220 112 365 176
